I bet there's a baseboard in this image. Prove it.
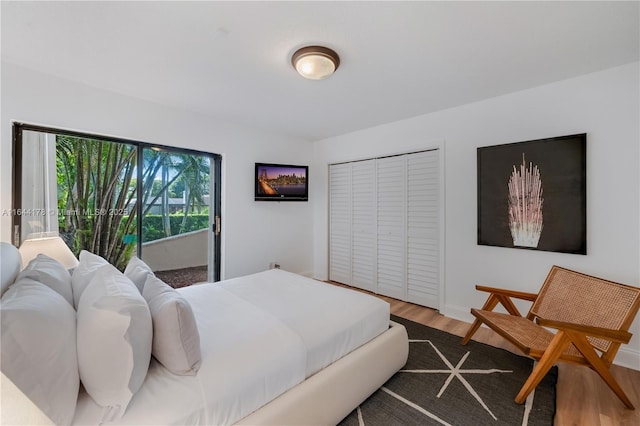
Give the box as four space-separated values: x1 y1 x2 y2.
614 347 640 371
442 303 640 371
442 304 474 324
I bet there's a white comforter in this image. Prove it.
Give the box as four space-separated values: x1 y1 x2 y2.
73 269 389 425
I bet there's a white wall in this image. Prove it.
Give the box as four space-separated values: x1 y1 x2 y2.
0 62 315 279
312 62 640 369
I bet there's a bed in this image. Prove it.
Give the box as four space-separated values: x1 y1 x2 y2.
0 242 409 425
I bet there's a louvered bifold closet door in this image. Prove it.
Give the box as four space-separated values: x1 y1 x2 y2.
406 150 440 309
329 163 352 284
376 156 406 300
351 160 377 292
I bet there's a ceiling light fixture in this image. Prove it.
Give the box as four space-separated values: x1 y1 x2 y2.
291 46 340 80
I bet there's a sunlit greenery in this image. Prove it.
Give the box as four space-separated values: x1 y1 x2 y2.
56 136 210 269
141 214 209 242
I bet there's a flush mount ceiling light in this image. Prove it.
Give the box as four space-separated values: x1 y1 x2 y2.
291 46 340 80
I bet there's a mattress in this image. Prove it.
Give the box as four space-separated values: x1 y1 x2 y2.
73 269 390 425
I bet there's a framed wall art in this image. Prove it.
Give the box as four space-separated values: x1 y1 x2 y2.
477 133 586 254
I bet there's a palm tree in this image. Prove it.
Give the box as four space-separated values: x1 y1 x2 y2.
175 154 210 233
56 139 211 268
56 136 137 269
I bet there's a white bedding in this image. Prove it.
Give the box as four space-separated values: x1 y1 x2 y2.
73 269 390 425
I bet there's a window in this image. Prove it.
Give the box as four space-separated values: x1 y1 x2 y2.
12 123 222 284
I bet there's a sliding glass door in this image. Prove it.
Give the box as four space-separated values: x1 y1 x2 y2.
139 148 219 285
12 124 221 284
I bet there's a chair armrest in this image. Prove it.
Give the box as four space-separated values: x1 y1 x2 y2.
476 285 538 302
536 318 632 344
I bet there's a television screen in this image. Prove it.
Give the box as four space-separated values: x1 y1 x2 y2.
255 163 309 201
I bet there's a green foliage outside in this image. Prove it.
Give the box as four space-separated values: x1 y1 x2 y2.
142 214 209 242
56 135 211 269
56 136 138 269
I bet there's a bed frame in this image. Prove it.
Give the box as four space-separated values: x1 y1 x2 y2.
236 320 409 425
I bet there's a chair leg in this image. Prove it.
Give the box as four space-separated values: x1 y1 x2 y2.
462 318 483 345
461 295 499 345
515 331 570 404
567 331 635 410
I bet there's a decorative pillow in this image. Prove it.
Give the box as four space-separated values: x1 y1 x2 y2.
0 242 22 296
124 256 155 293
76 264 152 422
1 277 79 425
142 275 201 375
71 250 109 309
18 254 74 307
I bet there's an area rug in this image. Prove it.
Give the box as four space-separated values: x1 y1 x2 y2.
339 315 556 426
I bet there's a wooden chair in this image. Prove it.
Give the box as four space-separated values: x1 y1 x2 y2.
461 265 640 409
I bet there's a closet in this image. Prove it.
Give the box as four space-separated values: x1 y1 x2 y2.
329 149 441 309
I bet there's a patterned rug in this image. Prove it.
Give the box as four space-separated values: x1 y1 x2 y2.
339 315 557 426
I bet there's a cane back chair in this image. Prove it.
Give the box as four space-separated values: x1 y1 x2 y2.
461 265 640 409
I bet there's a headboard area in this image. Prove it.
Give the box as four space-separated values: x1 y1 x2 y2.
1 242 22 296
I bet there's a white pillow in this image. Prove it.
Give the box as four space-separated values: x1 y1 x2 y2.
1 277 79 425
71 250 109 309
18 254 74 307
142 275 201 375
0 242 22 296
124 256 155 293
76 264 152 422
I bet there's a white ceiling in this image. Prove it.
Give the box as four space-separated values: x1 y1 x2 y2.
2 1 638 142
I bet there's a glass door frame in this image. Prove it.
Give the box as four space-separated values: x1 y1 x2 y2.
12 122 222 281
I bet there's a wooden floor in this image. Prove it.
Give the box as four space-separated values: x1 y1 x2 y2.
332 282 640 426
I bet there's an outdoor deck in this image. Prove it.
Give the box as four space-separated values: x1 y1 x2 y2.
154 265 208 288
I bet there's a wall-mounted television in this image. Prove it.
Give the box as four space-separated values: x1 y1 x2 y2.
255 163 309 201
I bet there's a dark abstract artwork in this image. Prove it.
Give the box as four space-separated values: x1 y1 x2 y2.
477 134 586 254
